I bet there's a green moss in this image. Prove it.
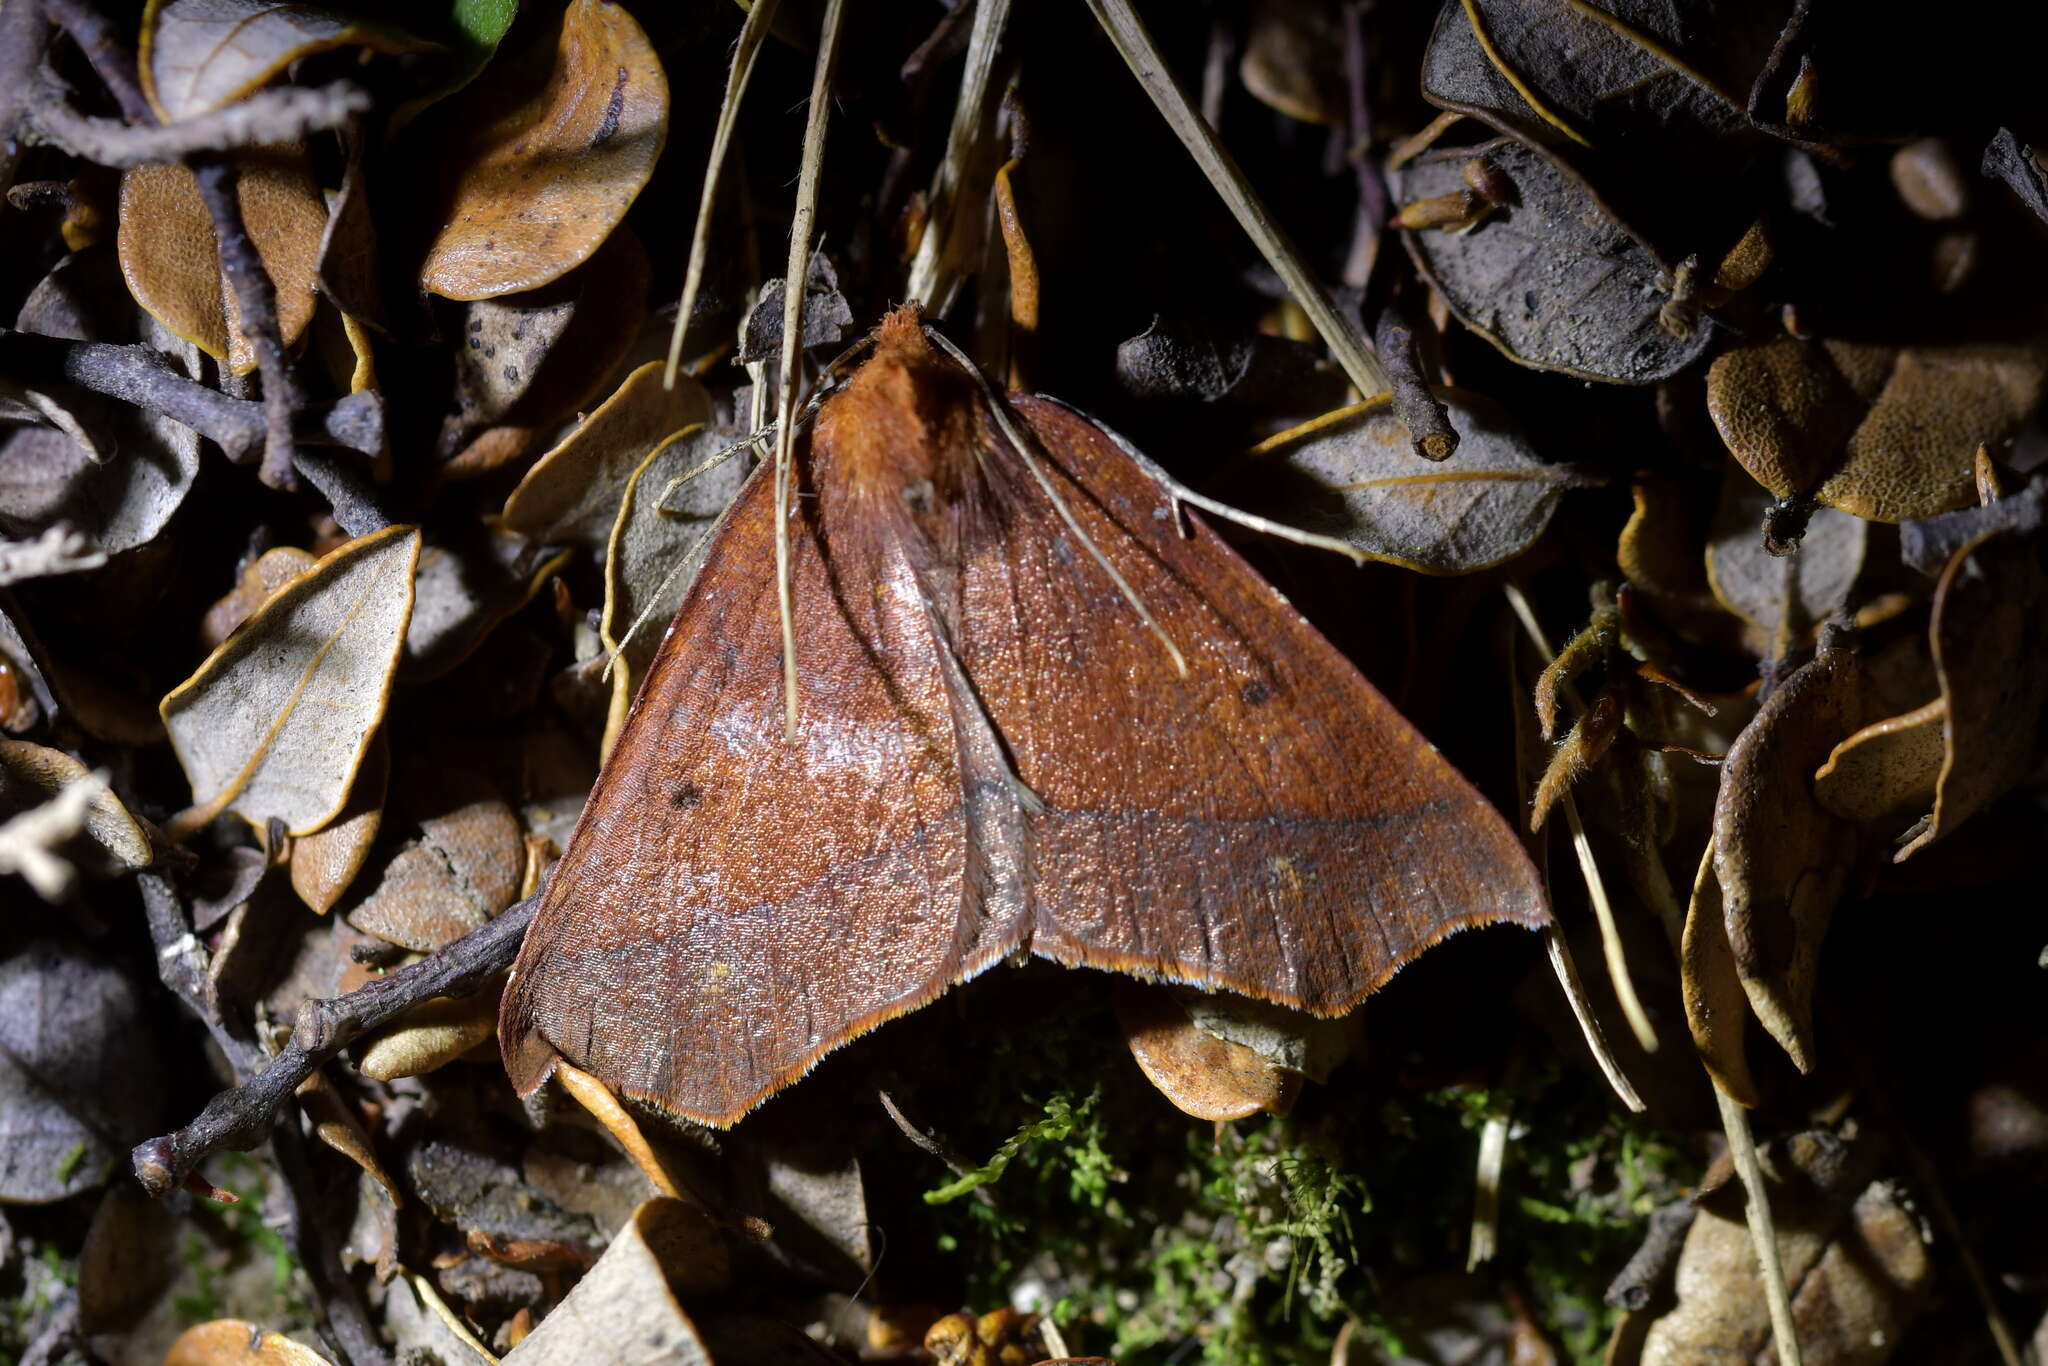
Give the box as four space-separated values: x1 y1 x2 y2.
923 1039 1696 1366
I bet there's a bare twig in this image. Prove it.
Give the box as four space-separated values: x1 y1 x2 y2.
0 330 383 462
1372 307 1458 462
0 768 106 898
192 157 302 490
40 0 153 124
30 68 370 167
0 524 106 586
132 896 537 1198
0 0 53 195
1604 1199 1697 1309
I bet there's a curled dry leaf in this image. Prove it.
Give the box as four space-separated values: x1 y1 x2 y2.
419 0 669 300
1814 697 1946 828
501 361 712 561
405 525 572 679
499 1199 722 1366
355 991 500 1081
161 524 421 838
1233 390 1589 574
1420 0 1775 185
1641 1134 1930 1365
0 737 152 869
1114 981 1300 1121
296 1068 402 1206
440 227 651 479
1704 474 1867 637
164 1319 332 1366
1713 644 1870 1072
598 425 750 754
1397 139 1711 384
0 946 168 1203
1897 526 2048 859
140 0 427 124
1239 0 1346 125
346 772 522 950
4 259 204 557
201 545 317 648
1679 843 1757 1106
117 148 327 375
289 725 386 913
1706 336 2048 523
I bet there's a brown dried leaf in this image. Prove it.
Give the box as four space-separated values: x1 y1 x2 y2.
440 227 651 480
201 546 316 648
289 726 386 914
598 425 749 754
1679 843 1757 1106
501 361 712 560
347 770 520 950
1707 336 2048 523
1712 645 1869 1072
1235 390 1588 574
140 0 426 123
1704 475 1866 636
355 991 500 1081
0 738 152 869
499 1199 721 1366
117 149 327 375
165 1320 331 1366
1898 527 2048 858
1642 1134 1930 1365
161 525 420 838
1397 140 1710 384
419 0 668 300
1114 982 1300 1122
296 1069 402 1205
1814 697 1945 828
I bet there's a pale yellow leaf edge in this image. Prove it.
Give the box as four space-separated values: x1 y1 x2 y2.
159 524 422 841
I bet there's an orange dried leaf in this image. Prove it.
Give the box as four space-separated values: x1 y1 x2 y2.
117 150 326 375
201 546 316 648
290 727 387 914
165 1320 330 1366
1708 336 2048 523
1814 697 1945 829
1114 982 1300 1122
1680 843 1758 1106
419 0 669 300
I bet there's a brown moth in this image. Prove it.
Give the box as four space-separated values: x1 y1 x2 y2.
500 308 1547 1126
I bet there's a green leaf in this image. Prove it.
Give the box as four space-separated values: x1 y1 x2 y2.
453 0 516 51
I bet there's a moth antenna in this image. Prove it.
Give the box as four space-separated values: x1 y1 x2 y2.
653 431 751 512
924 327 1190 679
769 0 850 741
602 549 704 684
